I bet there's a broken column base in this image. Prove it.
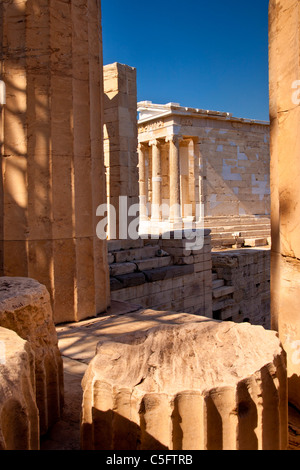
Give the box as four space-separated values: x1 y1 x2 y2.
81 311 288 451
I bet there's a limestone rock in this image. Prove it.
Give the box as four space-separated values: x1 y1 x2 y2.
0 327 39 450
0 277 64 435
81 318 287 450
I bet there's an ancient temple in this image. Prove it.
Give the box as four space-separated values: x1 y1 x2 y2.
137 101 271 245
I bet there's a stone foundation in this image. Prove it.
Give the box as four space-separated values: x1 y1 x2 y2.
0 327 39 450
212 249 270 327
81 313 287 450
109 230 212 317
0 277 64 435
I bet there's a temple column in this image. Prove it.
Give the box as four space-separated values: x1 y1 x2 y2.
0 0 110 324
194 138 205 223
186 138 201 221
138 143 148 221
180 140 191 219
269 0 300 409
166 135 182 223
150 139 162 222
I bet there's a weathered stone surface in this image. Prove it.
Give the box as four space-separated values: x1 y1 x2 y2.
138 102 270 221
115 272 146 288
0 277 64 435
143 265 194 283
212 249 270 327
104 62 139 239
269 0 300 409
110 233 212 317
81 318 288 450
0 327 39 450
0 0 110 324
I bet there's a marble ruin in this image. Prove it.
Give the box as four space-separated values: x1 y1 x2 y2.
138 101 271 248
0 277 64 435
81 314 287 451
0 0 299 452
0 327 39 450
269 0 300 411
0 0 110 325
104 63 139 240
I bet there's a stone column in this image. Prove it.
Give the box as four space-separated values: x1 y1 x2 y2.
269 0 300 409
138 143 148 221
103 63 139 239
150 139 162 222
180 140 191 219
0 0 110 324
166 135 182 223
195 138 205 223
187 138 201 221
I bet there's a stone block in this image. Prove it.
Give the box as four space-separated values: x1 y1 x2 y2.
144 265 194 283
110 277 123 292
213 285 235 299
0 277 64 435
0 327 39 450
114 246 160 263
115 272 146 289
109 262 136 277
134 256 172 272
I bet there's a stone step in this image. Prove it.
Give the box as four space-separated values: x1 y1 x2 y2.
239 230 270 237
212 285 235 299
205 216 271 226
213 279 225 289
108 239 144 252
109 262 136 277
134 256 172 272
210 228 270 239
111 245 162 263
209 224 270 233
212 297 235 312
211 236 269 248
211 238 236 247
143 264 194 283
112 272 146 290
212 273 218 281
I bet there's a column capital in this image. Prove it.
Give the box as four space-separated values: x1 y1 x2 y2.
165 134 182 144
191 136 200 145
149 139 160 147
138 142 148 151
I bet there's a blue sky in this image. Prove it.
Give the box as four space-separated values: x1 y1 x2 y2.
102 0 269 121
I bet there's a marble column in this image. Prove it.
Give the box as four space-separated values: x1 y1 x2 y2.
269 0 300 409
166 135 182 223
150 139 162 222
0 0 110 324
180 140 190 219
194 138 204 222
138 143 148 221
